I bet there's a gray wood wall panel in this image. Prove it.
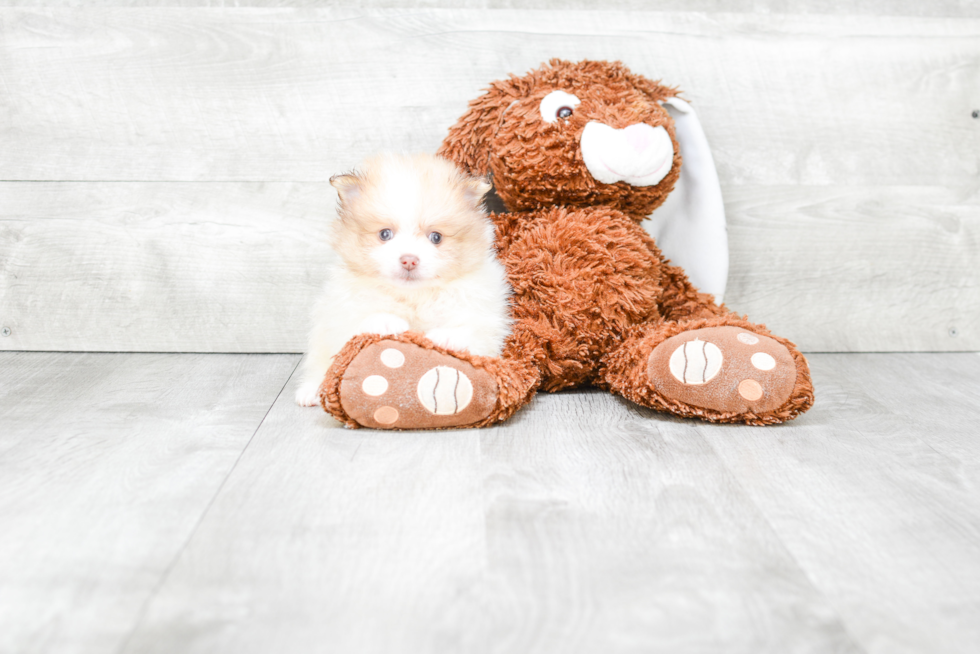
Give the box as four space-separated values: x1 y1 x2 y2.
3 1 980 18
2 182 976 352
0 182 335 352
1 10 977 185
1 8 977 353
0 351 299 654
723 185 980 352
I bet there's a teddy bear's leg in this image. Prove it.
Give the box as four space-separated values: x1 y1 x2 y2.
599 316 814 425
657 260 731 322
318 329 541 430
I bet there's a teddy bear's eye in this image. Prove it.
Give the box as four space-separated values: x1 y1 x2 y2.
379 228 393 241
539 90 581 124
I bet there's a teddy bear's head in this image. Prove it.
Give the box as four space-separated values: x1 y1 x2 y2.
438 59 683 218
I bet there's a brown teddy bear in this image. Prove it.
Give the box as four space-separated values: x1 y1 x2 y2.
319 59 814 429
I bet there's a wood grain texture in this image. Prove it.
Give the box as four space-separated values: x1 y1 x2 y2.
2 182 976 353
3 351 980 652
0 351 299 654
1 8 977 353
722 185 980 352
463 393 859 654
120 380 861 654
1 9 978 186
701 353 980 654
0 182 336 352
3 1 980 17
120 394 492 654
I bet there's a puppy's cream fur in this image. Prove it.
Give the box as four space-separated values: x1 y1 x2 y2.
295 153 512 406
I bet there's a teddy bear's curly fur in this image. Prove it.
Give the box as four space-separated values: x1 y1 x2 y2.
319 59 814 428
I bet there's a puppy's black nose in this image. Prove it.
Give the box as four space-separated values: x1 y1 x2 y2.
400 254 419 271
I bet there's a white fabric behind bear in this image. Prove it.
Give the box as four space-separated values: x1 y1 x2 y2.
644 97 729 304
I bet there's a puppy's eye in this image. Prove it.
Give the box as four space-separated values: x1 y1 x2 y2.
539 90 581 124
379 228 393 241
428 232 442 245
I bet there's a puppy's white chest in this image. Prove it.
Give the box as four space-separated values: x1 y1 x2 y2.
397 291 456 330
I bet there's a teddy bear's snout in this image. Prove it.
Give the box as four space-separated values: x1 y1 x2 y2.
580 121 674 188
625 124 655 153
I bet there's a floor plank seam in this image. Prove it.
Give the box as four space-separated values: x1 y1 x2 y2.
695 424 873 654
111 356 302 654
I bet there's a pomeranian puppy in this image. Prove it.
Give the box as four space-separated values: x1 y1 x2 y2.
295 153 512 406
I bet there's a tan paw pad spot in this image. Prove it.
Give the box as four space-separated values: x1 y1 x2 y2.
362 375 388 396
373 406 399 425
669 339 723 385
738 379 763 401
380 348 405 368
417 366 473 415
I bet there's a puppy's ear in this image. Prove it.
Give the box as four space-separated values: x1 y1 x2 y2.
461 177 492 206
329 173 362 205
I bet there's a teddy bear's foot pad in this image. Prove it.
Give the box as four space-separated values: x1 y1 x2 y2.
647 326 797 416
338 340 498 429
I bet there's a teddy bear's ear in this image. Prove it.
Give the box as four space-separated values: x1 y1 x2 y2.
627 71 680 106
438 76 530 177
329 173 362 205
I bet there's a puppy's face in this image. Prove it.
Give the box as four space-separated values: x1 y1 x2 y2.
330 154 493 288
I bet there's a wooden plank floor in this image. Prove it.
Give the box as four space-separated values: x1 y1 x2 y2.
1 352 978 653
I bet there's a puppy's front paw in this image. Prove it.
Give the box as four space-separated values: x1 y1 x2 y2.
359 313 410 336
425 327 473 354
295 380 322 407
